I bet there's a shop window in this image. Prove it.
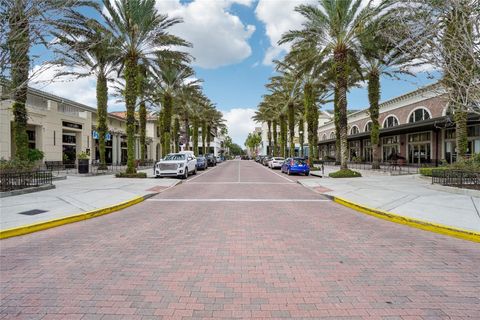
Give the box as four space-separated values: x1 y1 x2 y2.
408 132 431 143
382 135 399 161
409 108 431 123
383 116 399 128
62 134 76 144
445 128 456 139
350 126 360 135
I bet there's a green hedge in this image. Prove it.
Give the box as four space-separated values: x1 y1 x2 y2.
115 172 147 178
329 169 362 178
419 167 450 177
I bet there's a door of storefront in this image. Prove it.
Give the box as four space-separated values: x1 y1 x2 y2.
408 132 431 164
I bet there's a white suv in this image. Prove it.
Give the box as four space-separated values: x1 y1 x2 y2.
155 152 197 179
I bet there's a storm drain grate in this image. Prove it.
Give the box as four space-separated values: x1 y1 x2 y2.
18 209 48 216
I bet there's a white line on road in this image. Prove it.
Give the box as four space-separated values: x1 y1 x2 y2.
258 163 295 183
187 182 293 185
238 160 241 182
186 162 223 182
147 198 331 202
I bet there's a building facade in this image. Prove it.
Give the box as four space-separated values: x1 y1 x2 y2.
317 84 479 164
1 86 223 164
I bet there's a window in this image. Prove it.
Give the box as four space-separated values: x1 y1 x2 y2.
382 135 400 161
330 132 335 139
409 108 431 123
365 122 372 132
383 116 399 128
349 140 361 160
350 126 360 135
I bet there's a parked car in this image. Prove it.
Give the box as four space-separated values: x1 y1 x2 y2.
215 156 223 163
196 156 208 170
206 154 217 166
268 157 285 169
154 152 197 179
281 157 310 176
262 156 272 166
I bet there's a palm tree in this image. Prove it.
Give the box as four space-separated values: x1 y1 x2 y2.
52 11 117 170
102 0 189 173
149 56 197 156
280 0 380 170
253 105 273 156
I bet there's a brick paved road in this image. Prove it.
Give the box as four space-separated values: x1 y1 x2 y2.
1 160 479 319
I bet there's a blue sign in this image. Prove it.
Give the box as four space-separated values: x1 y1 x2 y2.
92 131 112 141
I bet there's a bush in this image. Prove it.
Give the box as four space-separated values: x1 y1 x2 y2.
27 148 44 162
115 172 147 178
419 167 449 177
0 158 36 173
329 169 362 178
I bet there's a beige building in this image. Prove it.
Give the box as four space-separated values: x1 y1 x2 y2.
0 85 161 164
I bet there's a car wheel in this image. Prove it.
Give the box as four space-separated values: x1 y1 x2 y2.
194 168 197 175
287 169 291 175
183 170 188 179
305 171 310 176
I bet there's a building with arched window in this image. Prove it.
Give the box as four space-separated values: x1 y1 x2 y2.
317 82 479 164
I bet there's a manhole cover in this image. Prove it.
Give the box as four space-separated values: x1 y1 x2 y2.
18 209 48 216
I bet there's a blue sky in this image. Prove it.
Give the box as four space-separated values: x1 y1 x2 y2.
31 0 439 146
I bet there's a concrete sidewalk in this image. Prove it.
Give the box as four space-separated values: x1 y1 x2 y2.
299 174 480 233
0 169 179 230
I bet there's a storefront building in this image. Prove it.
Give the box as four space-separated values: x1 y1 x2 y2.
317 84 479 164
0 85 162 164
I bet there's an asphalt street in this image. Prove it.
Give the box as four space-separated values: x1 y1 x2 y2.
1 160 479 319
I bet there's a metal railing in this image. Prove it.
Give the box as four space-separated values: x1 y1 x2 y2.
432 169 480 190
0 170 53 192
316 160 440 175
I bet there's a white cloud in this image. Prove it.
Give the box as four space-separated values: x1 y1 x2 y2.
158 0 256 69
255 0 315 65
221 107 257 145
29 65 124 111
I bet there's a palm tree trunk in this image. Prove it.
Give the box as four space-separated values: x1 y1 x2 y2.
454 108 468 161
368 69 381 169
287 102 295 157
335 49 349 170
173 117 180 153
272 119 278 157
139 101 146 161
201 120 207 155
162 93 173 156
279 115 286 158
304 82 317 161
267 120 272 156
206 125 212 155
193 118 199 155
334 87 341 165
184 113 190 151
299 118 304 158
125 55 137 174
7 1 30 161
96 73 108 169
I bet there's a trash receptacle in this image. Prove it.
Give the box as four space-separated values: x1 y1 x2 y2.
78 159 89 174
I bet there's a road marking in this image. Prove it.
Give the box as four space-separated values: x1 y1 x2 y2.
188 182 293 185
238 160 241 182
147 198 331 202
186 162 223 182
258 163 295 183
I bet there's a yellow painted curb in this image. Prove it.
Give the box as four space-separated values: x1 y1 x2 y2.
0 196 145 240
333 196 480 243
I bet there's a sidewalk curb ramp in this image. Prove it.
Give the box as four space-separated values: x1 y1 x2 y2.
331 195 480 243
0 181 182 240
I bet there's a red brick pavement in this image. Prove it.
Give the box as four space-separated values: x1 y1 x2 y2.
1 161 479 319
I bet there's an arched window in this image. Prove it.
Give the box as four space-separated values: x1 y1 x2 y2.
330 132 335 139
383 115 399 128
408 108 431 123
322 133 327 141
350 126 360 135
365 121 373 132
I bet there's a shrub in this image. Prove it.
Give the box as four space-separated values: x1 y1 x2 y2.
419 167 449 177
0 158 35 173
77 151 90 160
115 172 147 178
329 169 362 178
27 148 44 162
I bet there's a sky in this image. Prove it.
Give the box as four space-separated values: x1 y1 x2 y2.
30 0 439 146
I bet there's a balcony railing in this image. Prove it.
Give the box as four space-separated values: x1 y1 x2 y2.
432 169 480 190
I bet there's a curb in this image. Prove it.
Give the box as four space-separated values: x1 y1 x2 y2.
332 196 480 243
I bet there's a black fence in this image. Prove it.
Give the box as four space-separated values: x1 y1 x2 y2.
0 170 53 192
432 169 480 190
317 160 438 175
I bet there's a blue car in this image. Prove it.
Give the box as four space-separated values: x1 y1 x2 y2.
281 157 310 176
196 156 208 170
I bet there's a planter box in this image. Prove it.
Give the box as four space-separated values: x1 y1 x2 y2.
78 159 89 174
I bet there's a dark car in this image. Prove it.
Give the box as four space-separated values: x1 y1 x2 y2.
206 154 217 166
196 156 208 170
262 156 272 166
